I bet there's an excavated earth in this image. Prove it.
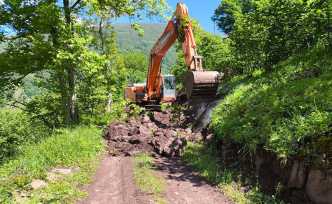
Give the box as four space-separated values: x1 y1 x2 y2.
104 110 203 157
80 106 232 204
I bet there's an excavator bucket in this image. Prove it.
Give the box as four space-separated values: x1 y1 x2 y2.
184 70 222 99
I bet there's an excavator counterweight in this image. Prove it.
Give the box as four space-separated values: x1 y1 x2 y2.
125 3 223 106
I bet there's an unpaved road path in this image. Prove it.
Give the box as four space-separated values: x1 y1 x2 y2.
154 156 231 204
78 156 151 204
78 155 231 204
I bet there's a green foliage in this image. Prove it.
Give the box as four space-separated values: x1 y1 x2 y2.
0 109 49 163
214 0 331 73
212 0 254 34
25 93 63 128
80 100 143 126
211 45 332 159
0 126 104 203
0 0 170 126
122 51 148 84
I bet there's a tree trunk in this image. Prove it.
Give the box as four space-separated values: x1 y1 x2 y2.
63 0 79 125
50 21 72 125
99 17 105 53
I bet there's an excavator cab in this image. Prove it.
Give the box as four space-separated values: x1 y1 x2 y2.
162 75 176 102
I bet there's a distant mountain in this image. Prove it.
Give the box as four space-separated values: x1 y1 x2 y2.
0 24 177 73
113 24 177 74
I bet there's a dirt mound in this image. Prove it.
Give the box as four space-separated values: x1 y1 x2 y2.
104 111 201 157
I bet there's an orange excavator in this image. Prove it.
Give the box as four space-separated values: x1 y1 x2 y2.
125 3 222 106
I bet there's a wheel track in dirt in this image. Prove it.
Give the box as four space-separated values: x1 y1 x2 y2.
154 156 231 204
78 155 232 204
78 156 151 204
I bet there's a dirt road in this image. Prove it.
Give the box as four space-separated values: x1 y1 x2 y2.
78 156 151 204
154 156 231 204
78 155 231 204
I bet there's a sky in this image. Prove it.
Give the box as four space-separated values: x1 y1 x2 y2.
115 0 222 34
167 0 221 34
0 0 222 35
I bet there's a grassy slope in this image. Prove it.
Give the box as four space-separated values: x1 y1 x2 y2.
113 24 176 74
211 45 332 160
0 127 104 203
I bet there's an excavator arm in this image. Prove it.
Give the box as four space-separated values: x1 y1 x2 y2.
146 20 177 100
146 3 202 100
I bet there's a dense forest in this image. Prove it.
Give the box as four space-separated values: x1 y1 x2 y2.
0 0 331 203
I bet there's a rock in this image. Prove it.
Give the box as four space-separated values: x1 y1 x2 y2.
287 160 306 189
255 153 264 177
305 169 332 204
153 130 164 138
128 137 143 144
146 122 157 129
46 172 61 181
31 179 47 190
168 130 177 137
124 150 142 156
141 115 151 123
185 128 192 134
47 167 79 181
240 186 250 193
13 190 29 203
205 133 214 141
139 126 151 137
51 167 79 175
128 126 140 136
104 110 190 157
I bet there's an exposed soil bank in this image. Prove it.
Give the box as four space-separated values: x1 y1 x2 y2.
219 140 332 204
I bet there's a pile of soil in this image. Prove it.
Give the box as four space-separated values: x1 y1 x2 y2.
104 111 202 157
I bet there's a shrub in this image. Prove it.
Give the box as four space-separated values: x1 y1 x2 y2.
0 109 49 163
0 126 104 203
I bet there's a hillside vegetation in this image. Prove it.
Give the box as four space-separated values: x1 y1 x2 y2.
212 44 332 160
207 0 332 162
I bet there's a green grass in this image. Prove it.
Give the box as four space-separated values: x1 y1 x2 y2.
182 142 283 204
211 45 332 160
133 153 166 204
0 126 105 203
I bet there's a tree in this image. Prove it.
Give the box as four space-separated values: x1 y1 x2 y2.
217 0 332 72
212 0 255 34
0 0 168 126
122 51 148 84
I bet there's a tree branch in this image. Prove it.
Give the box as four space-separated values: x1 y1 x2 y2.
70 0 83 10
